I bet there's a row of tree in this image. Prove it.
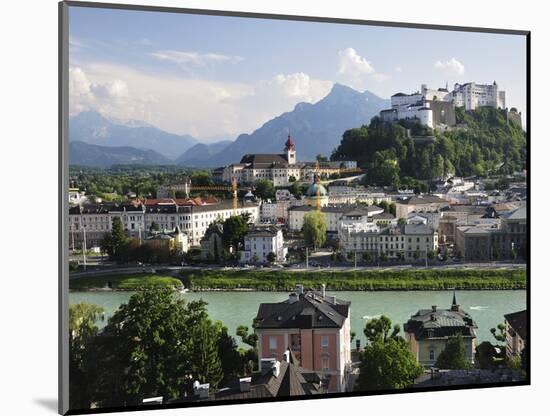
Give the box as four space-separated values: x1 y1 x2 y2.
100 217 182 264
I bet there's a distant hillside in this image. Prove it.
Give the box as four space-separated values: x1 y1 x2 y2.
203 84 389 166
69 111 198 160
69 141 172 167
176 140 232 167
331 106 527 189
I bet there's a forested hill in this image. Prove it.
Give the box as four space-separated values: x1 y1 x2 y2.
330 107 526 189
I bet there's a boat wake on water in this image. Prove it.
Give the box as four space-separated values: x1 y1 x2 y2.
362 314 381 320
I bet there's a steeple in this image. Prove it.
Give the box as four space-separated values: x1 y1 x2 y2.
284 134 296 165
451 291 459 312
284 134 295 151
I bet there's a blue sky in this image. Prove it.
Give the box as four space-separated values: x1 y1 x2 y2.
69 6 527 141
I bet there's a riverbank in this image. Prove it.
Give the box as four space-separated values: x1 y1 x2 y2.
69 273 183 291
184 269 526 291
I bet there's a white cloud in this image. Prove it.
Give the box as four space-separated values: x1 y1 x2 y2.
68 64 332 140
337 47 390 89
338 47 375 77
394 66 402 73
152 50 244 68
270 72 332 101
90 80 128 99
434 57 465 75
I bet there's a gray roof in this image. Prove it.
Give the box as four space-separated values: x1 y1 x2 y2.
501 206 527 221
191 200 259 213
256 290 350 330
240 153 289 168
372 212 395 220
404 296 477 340
403 224 436 235
246 226 280 237
397 195 446 205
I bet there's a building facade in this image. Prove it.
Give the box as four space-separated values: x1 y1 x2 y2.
404 294 478 367
452 81 505 110
240 226 287 264
255 286 352 393
69 199 260 249
503 310 526 361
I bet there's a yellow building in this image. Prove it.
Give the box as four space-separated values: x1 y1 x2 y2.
404 293 477 367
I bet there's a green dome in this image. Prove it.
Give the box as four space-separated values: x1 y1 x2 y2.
306 182 327 197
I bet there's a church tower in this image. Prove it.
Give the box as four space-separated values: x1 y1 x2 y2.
284 134 296 165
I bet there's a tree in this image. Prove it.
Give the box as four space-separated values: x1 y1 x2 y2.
490 323 506 343
217 327 243 385
364 315 401 344
222 215 249 250
427 250 436 260
357 317 423 391
476 341 497 370
357 339 423 391
190 171 214 187
89 290 224 407
188 320 223 390
289 181 303 198
362 252 372 262
149 221 160 232
302 210 327 249
266 252 276 263
357 315 423 390
397 218 407 225
69 303 105 409
254 179 275 200
236 325 258 348
316 154 328 162
435 334 471 369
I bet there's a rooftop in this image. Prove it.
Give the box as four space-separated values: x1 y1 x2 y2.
397 195 447 205
255 288 350 330
404 294 477 340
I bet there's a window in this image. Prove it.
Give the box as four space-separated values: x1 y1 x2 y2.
321 335 329 349
321 357 330 370
269 336 277 351
429 349 435 361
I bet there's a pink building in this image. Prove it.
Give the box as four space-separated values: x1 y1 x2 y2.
254 285 352 393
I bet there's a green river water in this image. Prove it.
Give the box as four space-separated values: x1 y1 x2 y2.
69 290 526 347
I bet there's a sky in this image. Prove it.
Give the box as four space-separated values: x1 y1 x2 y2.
69 6 527 142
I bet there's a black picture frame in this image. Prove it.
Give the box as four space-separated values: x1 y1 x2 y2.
59 2 530 414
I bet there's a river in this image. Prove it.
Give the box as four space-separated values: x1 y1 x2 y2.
69 290 526 346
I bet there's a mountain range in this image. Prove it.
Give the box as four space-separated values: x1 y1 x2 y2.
68 84 389 168
70 141 171 167
69 111 198 159
202 84 389 166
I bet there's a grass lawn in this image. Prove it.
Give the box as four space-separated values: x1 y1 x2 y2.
69 273 183 291
185 269 526 291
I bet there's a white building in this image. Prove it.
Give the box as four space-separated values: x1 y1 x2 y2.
338 217 438 261
69 199 260 249
380 100 433 128
240 226 287 264
288 205 384 233
452 81 505 110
